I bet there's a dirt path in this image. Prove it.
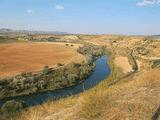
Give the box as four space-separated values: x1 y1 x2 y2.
140 56 160 61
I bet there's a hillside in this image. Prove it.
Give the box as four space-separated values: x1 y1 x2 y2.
0 28 67 35
13 35 160 120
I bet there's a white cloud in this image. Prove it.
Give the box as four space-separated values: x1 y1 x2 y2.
55 5 64 10
136 0 160 6
26 9 35 14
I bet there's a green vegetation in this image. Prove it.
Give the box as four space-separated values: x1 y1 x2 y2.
65 43 69 46
7 35 159 120
0 36 18 43
65 43 74 47
77 44 106 58
0 62 95 99
0 45 105 100
0 100 27 119
151 59 160 68
136 47 149 55
0 44 107 119
24 36 65 42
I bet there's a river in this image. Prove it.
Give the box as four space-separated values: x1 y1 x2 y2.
0 56 110 107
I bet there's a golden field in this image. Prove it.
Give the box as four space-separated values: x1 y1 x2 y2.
0 42 83 78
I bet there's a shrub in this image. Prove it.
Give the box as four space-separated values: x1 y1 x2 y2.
136 47 149 55
77 45 105 57
151 60 160 68
42 66 53 75
47 37 57 42
57 63 64 67
0 100 26 115
65 44 69 46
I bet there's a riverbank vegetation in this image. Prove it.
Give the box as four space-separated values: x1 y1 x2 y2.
0 62 94 99
14 35 160 120
0 44 107 119
0 44 105 100
0 100 27 119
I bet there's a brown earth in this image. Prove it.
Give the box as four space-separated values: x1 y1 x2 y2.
114 56 133 74
0 42 84 78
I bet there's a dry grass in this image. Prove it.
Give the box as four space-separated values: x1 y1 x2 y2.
16 63 160 120
114 56 133 74
0 42 84 78
11 36 160 120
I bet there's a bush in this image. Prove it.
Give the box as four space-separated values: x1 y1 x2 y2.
0 100 26 115
136 47 149 55
77 45 105 57
152 60 160 68
65 44 69 46
57 63 64 67
42 66 53 75
47 37 57 42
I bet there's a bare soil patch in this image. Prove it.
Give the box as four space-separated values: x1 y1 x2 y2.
115 56 133 74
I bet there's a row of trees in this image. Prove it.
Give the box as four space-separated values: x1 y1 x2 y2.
19 35 64 42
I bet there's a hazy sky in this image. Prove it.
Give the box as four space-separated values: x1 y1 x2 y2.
0 0 160 35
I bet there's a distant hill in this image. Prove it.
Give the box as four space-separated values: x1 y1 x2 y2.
0 28 68 35
152 34 160 36
151 35 160 38
147 35 160 40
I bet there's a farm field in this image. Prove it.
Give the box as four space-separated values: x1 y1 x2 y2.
0 42 84 78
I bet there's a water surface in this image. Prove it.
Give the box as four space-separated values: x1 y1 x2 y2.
0 56 110 106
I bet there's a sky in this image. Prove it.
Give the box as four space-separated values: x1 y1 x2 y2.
0 0 160 35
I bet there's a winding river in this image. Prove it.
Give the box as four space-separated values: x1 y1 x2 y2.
0 56 110 107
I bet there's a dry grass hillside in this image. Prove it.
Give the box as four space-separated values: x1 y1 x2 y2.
14 35 160 120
